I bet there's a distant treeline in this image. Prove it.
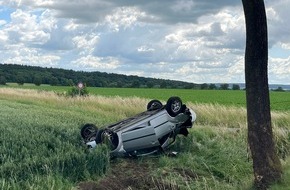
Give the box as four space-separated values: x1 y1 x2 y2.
0 64 239 90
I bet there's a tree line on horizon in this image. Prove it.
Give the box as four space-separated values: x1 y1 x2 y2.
0 64 242 90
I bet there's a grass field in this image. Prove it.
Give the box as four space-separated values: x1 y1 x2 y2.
0 87 289 189
3 83 290 111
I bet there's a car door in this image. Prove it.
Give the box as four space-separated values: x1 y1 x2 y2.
121 125 159 152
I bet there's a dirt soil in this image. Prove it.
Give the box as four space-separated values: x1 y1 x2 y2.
77 157 198 190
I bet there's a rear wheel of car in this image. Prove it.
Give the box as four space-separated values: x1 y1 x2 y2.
81 123 98 140
166 96 183 117
147 100 163 110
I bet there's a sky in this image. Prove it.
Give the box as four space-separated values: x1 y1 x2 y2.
0 0 290 85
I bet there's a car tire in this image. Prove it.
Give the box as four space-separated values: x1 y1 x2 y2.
147 100 163 110
81 123 98 140
166 96 183 117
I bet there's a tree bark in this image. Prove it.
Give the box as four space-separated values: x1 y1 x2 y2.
241 0 282 189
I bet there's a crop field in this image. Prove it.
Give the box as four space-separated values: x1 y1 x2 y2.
0 87 289 189
3 83 290 111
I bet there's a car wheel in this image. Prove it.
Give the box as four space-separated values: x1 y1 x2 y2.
166 96 183 117
81 123 98 140
147 99 163 110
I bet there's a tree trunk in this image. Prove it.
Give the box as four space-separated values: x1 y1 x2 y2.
241 0 282 189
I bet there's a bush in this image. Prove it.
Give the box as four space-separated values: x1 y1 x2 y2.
67 85 89 97
0 76 6 85
273 87 285 92
33 76 42 86
219 83 229 90
232 84 240 90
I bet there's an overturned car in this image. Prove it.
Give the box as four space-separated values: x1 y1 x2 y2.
80 96 196 157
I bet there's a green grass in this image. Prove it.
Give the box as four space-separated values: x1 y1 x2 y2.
270 157 290 190
0 87 289 189
2 83 290 111
0 88 110 189
154 127 253 189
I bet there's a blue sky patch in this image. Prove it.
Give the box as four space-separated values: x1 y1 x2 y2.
0 6 14 22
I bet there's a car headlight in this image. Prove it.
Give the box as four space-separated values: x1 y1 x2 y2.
189 109 197 123
86 141 97 149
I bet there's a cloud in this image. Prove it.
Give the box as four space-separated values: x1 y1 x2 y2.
0 8 61 67
3 9 51 45
9 0 240 24
267 1 290 48
0 20 6 26
268 56 290 84
137 45 155 53
4 45 60 66
72 55 120 71
72 34 99 55
0 0 290 84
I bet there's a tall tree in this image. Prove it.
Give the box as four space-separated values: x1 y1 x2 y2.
219 83 229 90
242 0 282 189
232 84 240 90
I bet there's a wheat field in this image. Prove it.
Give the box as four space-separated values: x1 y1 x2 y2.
0 88 289 189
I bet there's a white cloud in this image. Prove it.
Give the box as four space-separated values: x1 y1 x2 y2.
72 34 99 55
0 20 6 26
269 57 290 75
3 9 53 45
137 45 155 53
4 45 60 66
0 30 8 42
64 19 80 31
0 0 290 84
281 43 290 50
105 7 145 32
72 55 120 71
268 56 290 84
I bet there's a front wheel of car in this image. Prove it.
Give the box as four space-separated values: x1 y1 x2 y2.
80 123 98 140
147 100 163 111
166 96 183 117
